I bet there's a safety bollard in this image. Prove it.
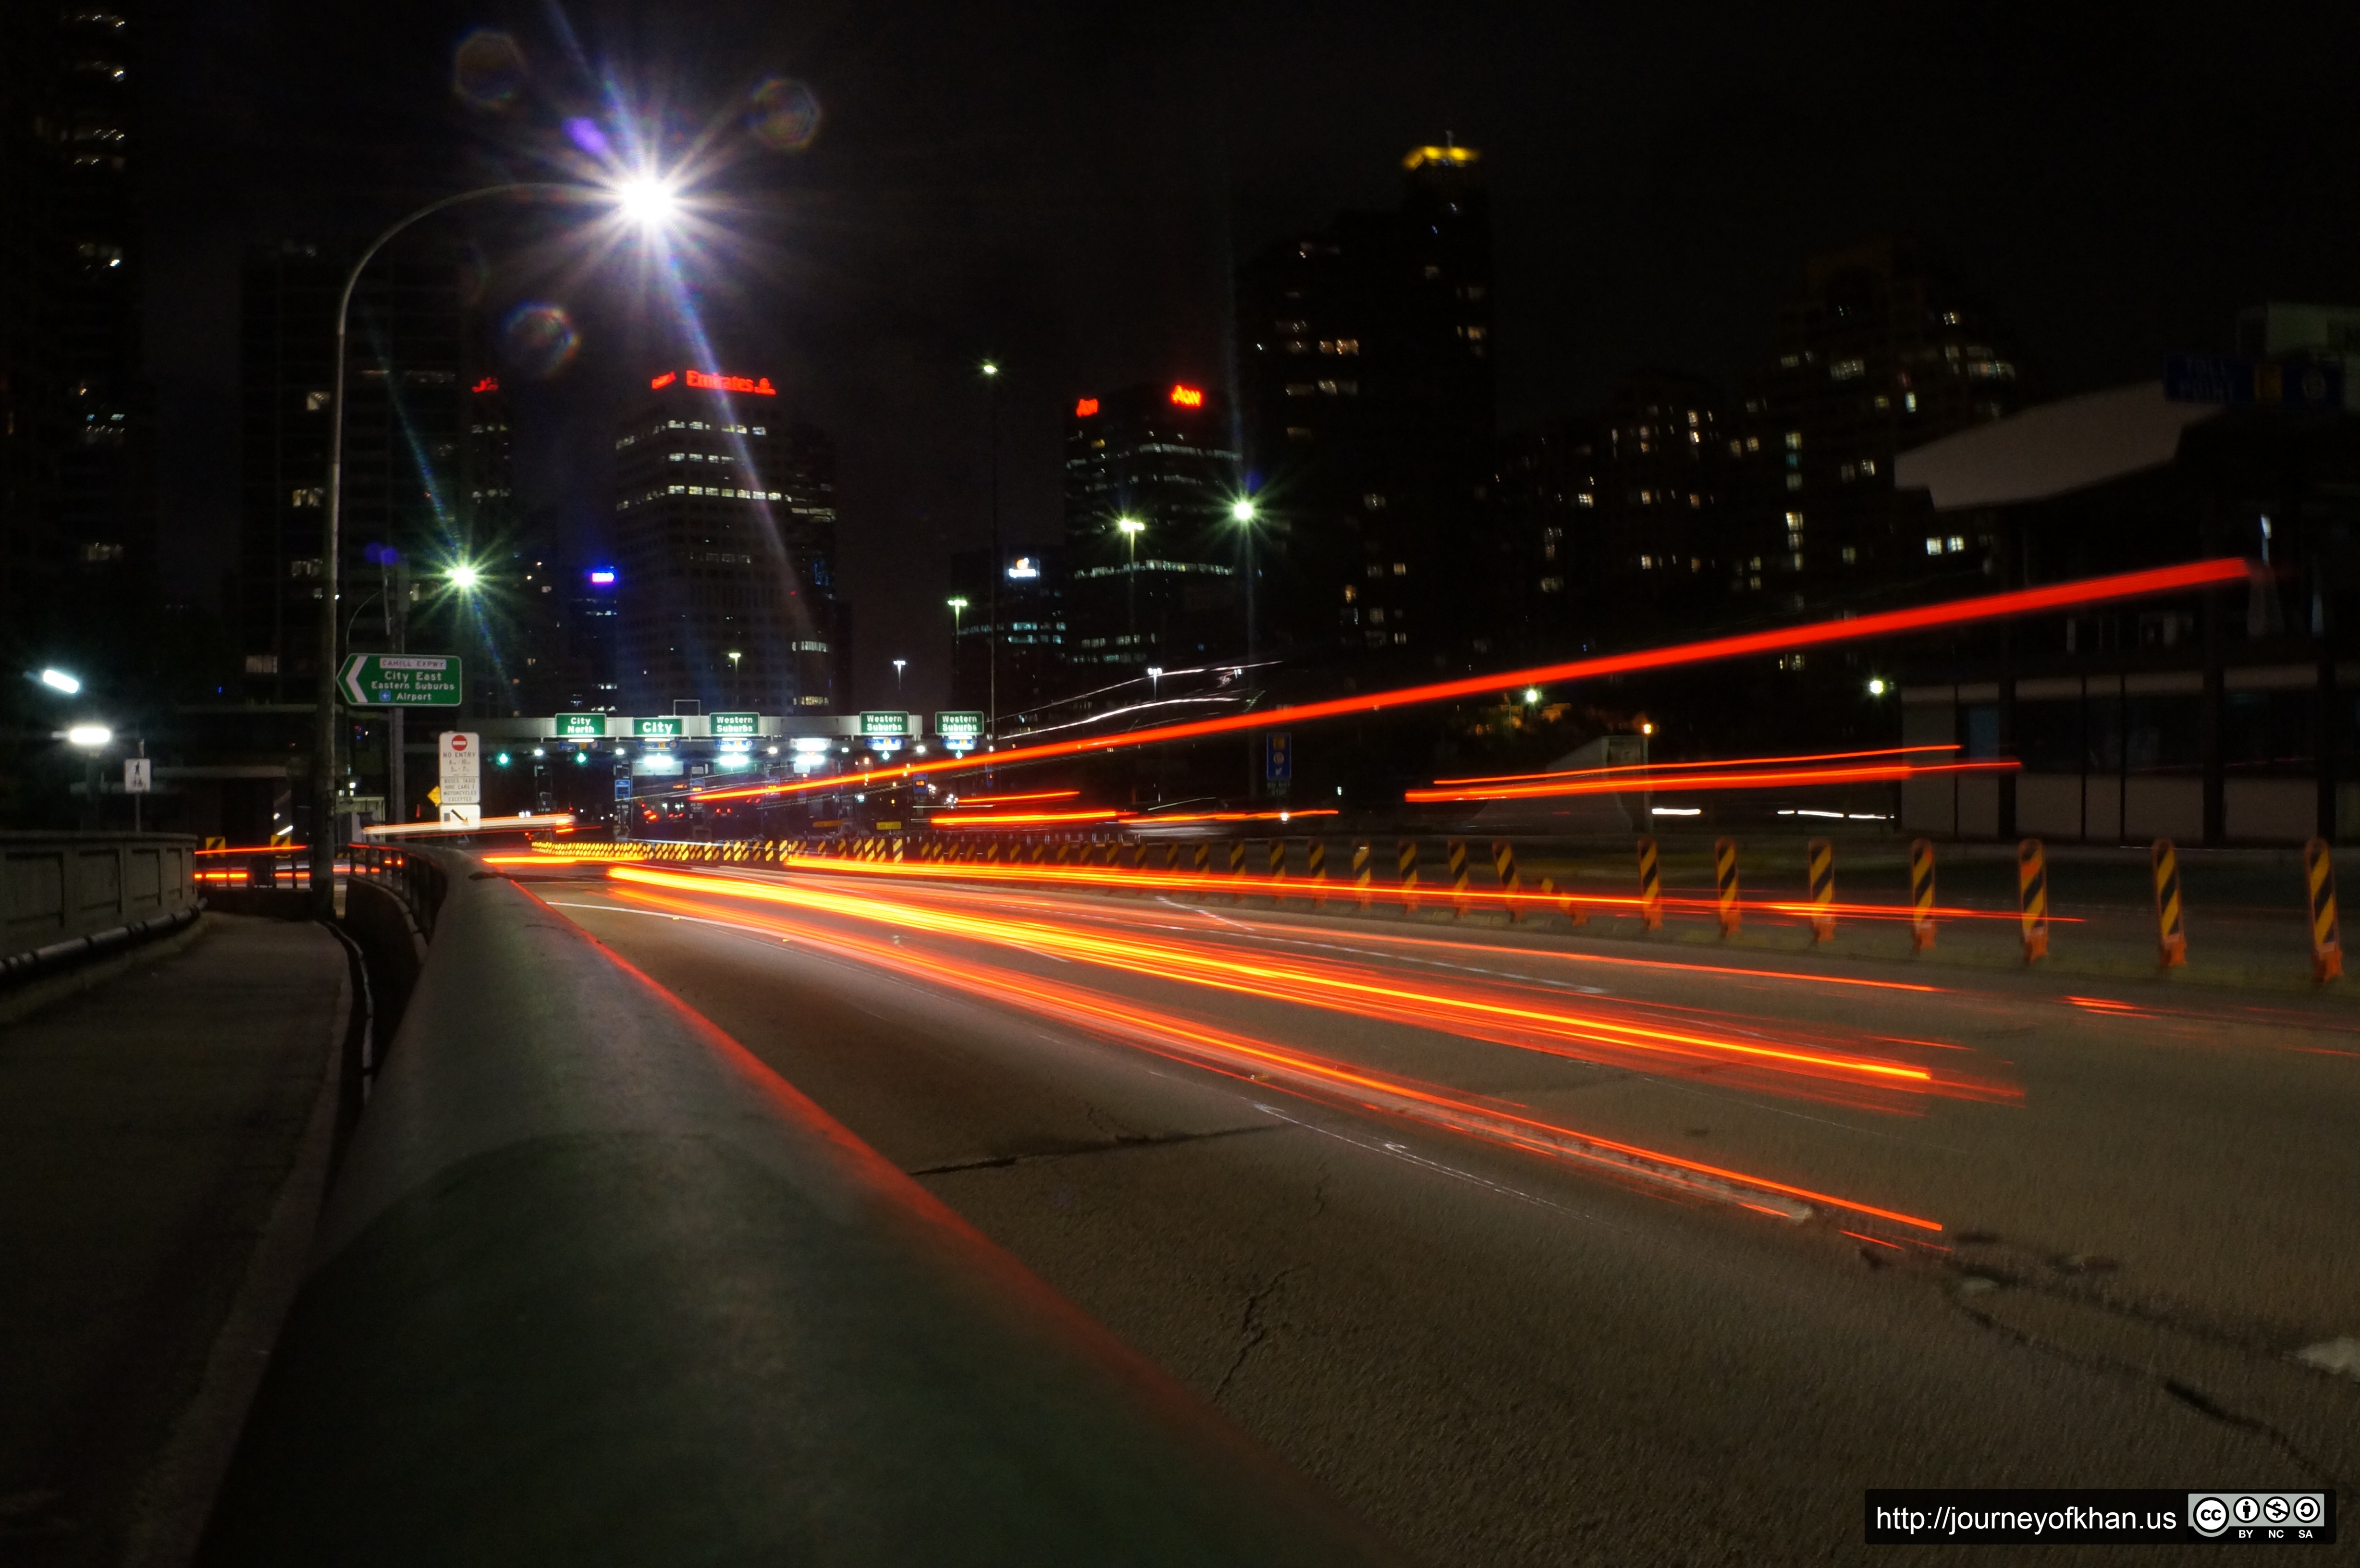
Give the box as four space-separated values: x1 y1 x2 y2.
2017 838 2049 963
1539 873 1585 927
1397 839 1421 912
1908 838 1937 952
1806 837 1835 942
1635 836 1662 931
1490 840 1522 922
2305 838 2342 982
1192 841 1211 876
1447 839 1471 917
1305 838 1327 906
1267 838 1288 904
1713 837 1741 936
1352 841 1373 910
2151 838 2187 969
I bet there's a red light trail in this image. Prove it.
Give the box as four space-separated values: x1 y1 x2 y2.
607 865 2013 1109
1406 758 2018 804
686 557 2249 804
600 881 1945 1233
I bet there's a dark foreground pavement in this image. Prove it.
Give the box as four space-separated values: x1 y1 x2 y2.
0 915 344 1568
548 867 2360 1567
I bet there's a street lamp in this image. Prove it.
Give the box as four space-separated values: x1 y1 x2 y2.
979 359 1002 748
892 658 907 699
37 667 81 695
66 723 111 749
309 173 682 913
1229 495 1259 663
1116 516 1144 647
446 562 483 592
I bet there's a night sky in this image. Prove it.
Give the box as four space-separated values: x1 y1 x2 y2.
145 1 2360 714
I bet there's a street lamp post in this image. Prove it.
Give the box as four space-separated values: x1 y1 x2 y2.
892 658 907 701
309 176 675 913
1117 516 1143 651
1230 496 1259 803
980 360 1001 747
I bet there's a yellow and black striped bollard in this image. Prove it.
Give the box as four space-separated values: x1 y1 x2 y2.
1397 839 1421 912
1713 836 1740 935
2016 838 2048 963
1267 837 1288 903
1806 837 1835 943
1352 841 1373 910
1908 838 1936 952
2151 838 2187 968
1490 840 1521 922
1447 838 1471 917
1635 836 1662 931
1306 838 1327 906
2305 837 2341 982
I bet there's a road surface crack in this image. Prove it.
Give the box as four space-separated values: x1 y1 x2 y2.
1213 1265 1305 1404
907 1122 1277 1177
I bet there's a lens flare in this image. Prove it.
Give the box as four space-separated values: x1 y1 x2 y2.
501 302 579 378
451 30 527 110
746 76 822 152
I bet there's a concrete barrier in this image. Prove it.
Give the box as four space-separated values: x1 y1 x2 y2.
198 854 1394 1565
1 832 197 980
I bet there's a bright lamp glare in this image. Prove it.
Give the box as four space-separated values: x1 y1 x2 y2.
39 667 81 695
66 724 111 748
447 564 482 591
1230 498 1256 523
615 176 678 229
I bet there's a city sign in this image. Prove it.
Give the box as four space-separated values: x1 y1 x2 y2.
1266 730 1293 782
554 713 607 737
1169 383 1205 407
710 711 762 737
438 732 482 807
934 710 984 745
2164 354 2344 411
650 368 779 397
633 717 685 737
123 757 151 794
860 710 915 739
340 653 463 707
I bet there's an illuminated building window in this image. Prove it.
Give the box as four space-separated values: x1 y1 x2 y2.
1927 538 1943 555
1577 492 1594 507
1363 492 1387 509
290 486 322 507
1904 393 1918 412
1538 576 1563 593
1366 564 1385 578
1785 431 1802 449
1831 358 1865 380
1786 474 1803 490
1946 536 1966 552
1842 546 1857 564
1392 631 1409 644
1369 607 1386 625
81 541 123 563
304 390 331 412
1286 383 1315 397
1342 584 1357 603
1390 562 1407 576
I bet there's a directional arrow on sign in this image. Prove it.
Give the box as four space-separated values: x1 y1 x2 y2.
338 653 463 707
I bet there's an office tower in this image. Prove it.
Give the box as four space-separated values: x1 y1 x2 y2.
1235 140 1496 665
610 366 844 714
947 544 1067 725
1062 380 1241 674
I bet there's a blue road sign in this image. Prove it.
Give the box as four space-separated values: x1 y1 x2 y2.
2165 354 2342 410
1266 730 1293 782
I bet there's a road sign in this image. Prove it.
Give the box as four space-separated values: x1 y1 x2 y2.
633 716 684 737
339 795 386 815
438 803 482 828
438 731 481 807
339 653 462 707
710 711 762 737
934 710 984 745
123 757 151 794
554 713 607 737
861 710 915 738
1265 730 1293 781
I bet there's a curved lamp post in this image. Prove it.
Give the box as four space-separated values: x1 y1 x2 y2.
309 178 676 911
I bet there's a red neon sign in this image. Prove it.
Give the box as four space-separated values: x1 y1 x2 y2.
649 371 676 390
686 369 777 396
1168 383 1204 407
1074 397 1100 417
470 375 500 394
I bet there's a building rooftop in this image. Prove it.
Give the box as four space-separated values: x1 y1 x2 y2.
1893 380 2219 511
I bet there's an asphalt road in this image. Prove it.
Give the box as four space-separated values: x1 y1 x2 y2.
526 860 2358 1566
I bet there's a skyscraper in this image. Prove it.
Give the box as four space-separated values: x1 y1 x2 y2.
1062 381 1241 674
1235 141 1497 666
610 366 844 714
1740 237 2028 601
235 242 466 699
1 1 151 633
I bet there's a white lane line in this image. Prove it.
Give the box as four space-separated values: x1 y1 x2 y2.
1246 1102 1626 1233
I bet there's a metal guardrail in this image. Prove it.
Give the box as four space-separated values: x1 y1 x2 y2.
199 850 1393 1564
344 842 447 940
1 832 199 977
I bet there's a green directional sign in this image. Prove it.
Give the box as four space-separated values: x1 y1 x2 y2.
933 710 984 743
709 711 762 737
860 710 915 738
339 653 462 707
633 716 684 737
554 713 607 737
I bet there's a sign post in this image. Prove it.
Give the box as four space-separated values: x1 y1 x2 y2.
438 732 482 828
338 653 463 707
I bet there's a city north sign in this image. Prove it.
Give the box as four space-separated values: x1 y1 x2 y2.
339 653 462 707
